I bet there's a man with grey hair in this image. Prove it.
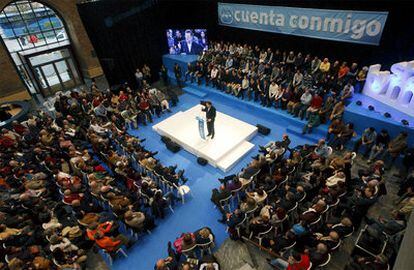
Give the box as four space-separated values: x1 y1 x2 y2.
308 243 329 267
152 89 171 113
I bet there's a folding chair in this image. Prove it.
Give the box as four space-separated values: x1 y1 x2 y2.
218 194 232 212
287 202 299 224
234 214 247 238
248 169 261 191
161 176 175 193
326 146 333 157
280 241 296 254
278 175 289 188
43 100 56 117
330 239 342 252
99 246 128 266
254 226 274 246
273 214 288 235
350 152 357 164
332 224 354 238
197 239 214 255
354 225 388 257
177 184 192 204
326 199 339 221
245 205 258 223
309 216 322 232
231 185 244 207
181 244 197 259
297 191 307 204
316 253 331 268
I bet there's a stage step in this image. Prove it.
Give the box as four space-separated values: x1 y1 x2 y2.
217 141 255 172
286 125 325 143
182 86 208 98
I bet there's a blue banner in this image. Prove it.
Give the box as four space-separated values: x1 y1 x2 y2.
196 116 206 140
218 3 388 45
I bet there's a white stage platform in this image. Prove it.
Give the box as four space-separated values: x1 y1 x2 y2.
153 105 258 172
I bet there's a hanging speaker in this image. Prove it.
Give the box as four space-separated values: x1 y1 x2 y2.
161 136 171 144
256 124 271 135
197 157 208 166
166 140 181 153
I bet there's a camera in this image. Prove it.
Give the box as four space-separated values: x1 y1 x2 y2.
200 100 207 106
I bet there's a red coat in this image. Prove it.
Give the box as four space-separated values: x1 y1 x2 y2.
310 96 323 109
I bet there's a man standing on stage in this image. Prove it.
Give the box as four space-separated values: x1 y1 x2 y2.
202 101 216 139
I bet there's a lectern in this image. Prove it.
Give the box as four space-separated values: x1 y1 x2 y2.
195 116 206 140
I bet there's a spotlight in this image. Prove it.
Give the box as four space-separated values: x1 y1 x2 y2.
356 100 362 106
401 119 409 126
384 112 391 118
368 105 375 111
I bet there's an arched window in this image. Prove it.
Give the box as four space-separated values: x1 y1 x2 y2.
0 0 82 97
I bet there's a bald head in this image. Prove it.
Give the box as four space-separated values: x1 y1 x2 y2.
317 199 326 207
317 243 328 253
341 217 352 227
156 259 165 269
329 231 339 240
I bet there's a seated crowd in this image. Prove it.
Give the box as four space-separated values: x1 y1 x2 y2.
0 79 188 269
211 134 410 269
173 41 367 135
155 227 220 270
171 38 412 184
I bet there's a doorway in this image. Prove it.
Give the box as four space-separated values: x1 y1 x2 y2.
19 46 83 97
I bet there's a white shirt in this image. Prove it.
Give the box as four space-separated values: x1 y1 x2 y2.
200 263 219 270
242 78 249 89
269 83 279 98
300 92 312 105
135 72 143 80
326 174 346 187
211 68 218 78
293 73 303 86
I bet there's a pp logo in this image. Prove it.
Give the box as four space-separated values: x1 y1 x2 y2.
219 7 233 25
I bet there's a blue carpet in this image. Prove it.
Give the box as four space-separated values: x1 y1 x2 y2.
111 92 319 270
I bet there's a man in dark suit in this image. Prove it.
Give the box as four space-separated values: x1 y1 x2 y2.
202 101 216 139
308 243 329 267
173 63 182 88
179 30 203 55
211 185 231 222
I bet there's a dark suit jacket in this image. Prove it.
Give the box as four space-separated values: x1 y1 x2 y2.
227 213 245 228
271 235 295 252
180 41 203 55
310 250 328 266
240 166 259 179
300 209 319 224
211 188 231 205
332 224 353 238
202 106 216 122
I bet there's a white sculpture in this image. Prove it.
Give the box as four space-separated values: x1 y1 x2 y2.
363 60 414 117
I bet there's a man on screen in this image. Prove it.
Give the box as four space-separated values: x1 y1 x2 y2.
166 29 175 48
201 101 216 139
179 29 203 55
